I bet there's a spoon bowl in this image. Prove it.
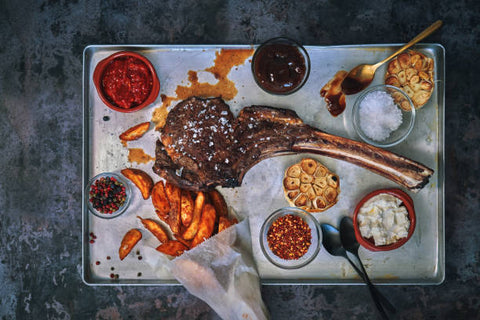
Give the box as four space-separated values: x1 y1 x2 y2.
341 20 442 95
341 64 377 95
340 216 361 253
320 223 347 257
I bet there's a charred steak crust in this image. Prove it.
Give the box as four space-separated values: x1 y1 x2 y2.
232 106 313 181
153 97 434 192
154 97 239 191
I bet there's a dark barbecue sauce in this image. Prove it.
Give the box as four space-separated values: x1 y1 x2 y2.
254 43 307 94
341 75 370 95
320 70 348 117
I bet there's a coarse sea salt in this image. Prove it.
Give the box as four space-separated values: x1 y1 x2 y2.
359 90 403 141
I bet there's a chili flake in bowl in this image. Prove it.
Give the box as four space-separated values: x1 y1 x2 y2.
86 172 131 219
260 207 321 269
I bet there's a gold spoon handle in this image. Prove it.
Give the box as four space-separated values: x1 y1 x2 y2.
374 20 443 68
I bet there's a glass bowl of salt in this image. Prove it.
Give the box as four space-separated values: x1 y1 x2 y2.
352 84 416 148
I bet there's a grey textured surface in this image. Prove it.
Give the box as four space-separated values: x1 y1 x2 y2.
0 0 479 319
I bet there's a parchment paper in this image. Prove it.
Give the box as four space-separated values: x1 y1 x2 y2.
167 219 269 320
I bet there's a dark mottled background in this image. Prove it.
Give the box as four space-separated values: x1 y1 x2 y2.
0 0 479 319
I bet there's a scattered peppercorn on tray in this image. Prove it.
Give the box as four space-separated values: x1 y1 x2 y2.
82 44 445 285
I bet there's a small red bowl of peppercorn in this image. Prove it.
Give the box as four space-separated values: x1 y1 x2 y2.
86 172 131 219
252 37 311 95
260 207 321 269
93 51 160 113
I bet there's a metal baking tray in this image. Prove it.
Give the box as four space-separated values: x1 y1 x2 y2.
82 44 444 285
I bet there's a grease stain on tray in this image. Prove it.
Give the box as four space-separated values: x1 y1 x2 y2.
151 48 254 130
131 49 254 165
128 148 155 164
151 94 173 130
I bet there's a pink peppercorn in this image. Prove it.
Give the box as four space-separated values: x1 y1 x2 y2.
89 176 126 214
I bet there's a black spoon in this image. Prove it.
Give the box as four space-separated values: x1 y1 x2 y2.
340 216 396 315
321 223 389 320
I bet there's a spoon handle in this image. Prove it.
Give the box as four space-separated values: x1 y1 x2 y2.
345 256 389 320
374 20 443 68
354 255 397 314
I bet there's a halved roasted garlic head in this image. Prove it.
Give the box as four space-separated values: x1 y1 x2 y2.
385 50 434 110
283 158 340 212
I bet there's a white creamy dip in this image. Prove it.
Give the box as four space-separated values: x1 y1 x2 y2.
357 193 410 246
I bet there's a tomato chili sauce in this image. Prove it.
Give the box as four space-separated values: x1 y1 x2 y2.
101 56 153 109
267 214 312 260
93 51 160 112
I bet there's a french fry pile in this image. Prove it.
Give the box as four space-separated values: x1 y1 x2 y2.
118 168 238 260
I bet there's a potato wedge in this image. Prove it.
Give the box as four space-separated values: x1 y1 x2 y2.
191 203 217 248
182 191 205 240
180 190 194 227
156 240 188 257
218 216 238 233
209 189 228 218
137 216 169 244
165 182 181 234
121 168 153 200
151 181 170 222
175 235 192 249
119 229 142 260
119 122 150 141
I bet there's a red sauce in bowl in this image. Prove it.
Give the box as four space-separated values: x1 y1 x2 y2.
101 56 153 109
93 51 160 113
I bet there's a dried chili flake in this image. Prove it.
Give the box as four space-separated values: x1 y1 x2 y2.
267 214 312 260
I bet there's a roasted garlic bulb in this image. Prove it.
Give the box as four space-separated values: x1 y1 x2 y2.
283 158 340 212
385 50 434 110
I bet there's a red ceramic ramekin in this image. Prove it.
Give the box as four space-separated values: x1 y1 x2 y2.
353 188 416 252
93 51 160 113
